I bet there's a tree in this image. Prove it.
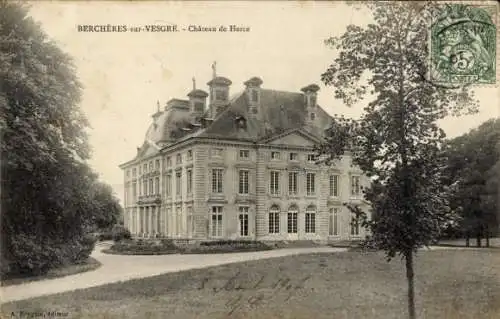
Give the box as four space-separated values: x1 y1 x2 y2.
442 119 500 246
1 2 119 276
90 181 123 231
316 3 479 318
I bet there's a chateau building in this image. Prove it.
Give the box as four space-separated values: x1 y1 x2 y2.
119 68 370 241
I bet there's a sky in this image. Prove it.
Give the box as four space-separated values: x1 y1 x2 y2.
28 1 499 203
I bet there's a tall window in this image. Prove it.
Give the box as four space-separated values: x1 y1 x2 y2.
305 206 316 233
210 206 223 237
132 168 137 177
155 177 160 194
329 175 339 197
269 205 280 234
166 174 172 197
149 162 153 172
239 170 249 194
187 150 193 161
187 169 193 194
212 169 223 193
149 179 154 195
155 159 160 170
238 206 249 236
351 176 361 196
126 170 130 178
287 206 298 234
166 157 172 167
329 208 339 236
176 171 182 196
351 214 360 236
306 173 316 196
176 154 182 164
187 206 194 237
143 163 147 173
142 178 146 195
132 182 137 201
288 172 298 195
270 171 280 195
239 150 249 159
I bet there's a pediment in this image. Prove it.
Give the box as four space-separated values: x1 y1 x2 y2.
265 129 320 147
137 141 160 158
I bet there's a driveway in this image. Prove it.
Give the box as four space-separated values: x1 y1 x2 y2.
1 243 346 303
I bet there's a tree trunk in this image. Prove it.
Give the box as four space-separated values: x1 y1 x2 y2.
405 250 416 319
465 233 470 247
476 232 482 247
485 230 490 247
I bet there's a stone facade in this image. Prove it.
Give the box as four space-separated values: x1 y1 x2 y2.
120 73 370 242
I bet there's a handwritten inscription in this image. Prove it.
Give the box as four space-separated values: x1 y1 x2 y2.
195 271 311 316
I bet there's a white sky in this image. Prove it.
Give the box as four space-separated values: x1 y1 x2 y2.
28 1 499 203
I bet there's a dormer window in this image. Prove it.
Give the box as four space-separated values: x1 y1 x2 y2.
194 102 204 113
251 89 259 102
309 95 317 107
215 89 227 101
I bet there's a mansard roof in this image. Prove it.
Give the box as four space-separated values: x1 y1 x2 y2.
133 83 333 162
198 89 332 141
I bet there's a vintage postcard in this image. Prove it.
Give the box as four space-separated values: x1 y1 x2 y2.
1 1 499 319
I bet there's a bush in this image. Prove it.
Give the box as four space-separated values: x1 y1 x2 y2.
185 240 272 254
105 239 179 255
2 232 97 278
111 225 131 242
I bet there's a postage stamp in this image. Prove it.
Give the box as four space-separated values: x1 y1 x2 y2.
430 4 497 85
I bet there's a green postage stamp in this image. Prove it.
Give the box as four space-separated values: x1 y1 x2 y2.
431 4 497 85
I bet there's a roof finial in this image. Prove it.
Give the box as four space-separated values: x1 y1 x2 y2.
192 77 196 90
156 100 160 112
211 61 217 79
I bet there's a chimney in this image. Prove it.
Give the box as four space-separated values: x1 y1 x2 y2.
244 77 263 116
187 77 208 120
207 61 231 118
300 84 320 126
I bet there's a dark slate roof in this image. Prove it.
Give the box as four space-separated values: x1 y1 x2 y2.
141 88 333 153
198 89 332 141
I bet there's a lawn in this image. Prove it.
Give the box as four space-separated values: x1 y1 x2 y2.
2 250 499 319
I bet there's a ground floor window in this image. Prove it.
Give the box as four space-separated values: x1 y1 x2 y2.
238 206 249 236
351 214 360 236
269 205 280 234
287 207 298 234
305 207 316 233
329 208 339 236
210 206 223 237
175 206 182 236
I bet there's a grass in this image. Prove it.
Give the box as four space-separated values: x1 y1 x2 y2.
1 257 101 287
2 250 500 319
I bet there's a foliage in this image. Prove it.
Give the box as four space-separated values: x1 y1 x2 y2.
106 239 178 255
1 2 119 277
316 2 478 318
111 224 132 242
442 119 500 241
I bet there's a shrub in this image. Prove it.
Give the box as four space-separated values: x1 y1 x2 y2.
111 225 131 242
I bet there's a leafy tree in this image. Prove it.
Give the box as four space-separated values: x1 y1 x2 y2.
1 2 121 276
316 3 478 318
442 119 500 246
90 181 123 231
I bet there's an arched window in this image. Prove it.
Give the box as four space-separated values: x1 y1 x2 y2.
305 205 316 233
269 205 280 234
287 205 298 234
